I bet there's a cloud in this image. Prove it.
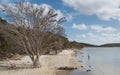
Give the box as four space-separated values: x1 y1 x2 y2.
76 32 120 45
72 23 117 33
0 2 64 21
72 23 119 45
62 0 120 21
72 23 87 30
55 9 64 21
90 25 116 33
66 14 73 21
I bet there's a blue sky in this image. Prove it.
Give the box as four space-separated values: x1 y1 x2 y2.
0 0 120 45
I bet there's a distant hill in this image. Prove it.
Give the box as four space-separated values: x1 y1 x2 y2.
78 43 120 47
78 43 99 47
100 43 120 47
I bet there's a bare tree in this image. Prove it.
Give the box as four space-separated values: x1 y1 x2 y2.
2 2 66 68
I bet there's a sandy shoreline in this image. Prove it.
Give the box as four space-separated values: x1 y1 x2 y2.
0 67 73 75
0 49 89 75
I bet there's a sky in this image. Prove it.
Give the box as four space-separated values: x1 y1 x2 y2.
0 0 120 45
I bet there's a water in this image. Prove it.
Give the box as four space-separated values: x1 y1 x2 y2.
71 47 120 75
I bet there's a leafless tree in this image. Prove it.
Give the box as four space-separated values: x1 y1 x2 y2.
2 2 66 68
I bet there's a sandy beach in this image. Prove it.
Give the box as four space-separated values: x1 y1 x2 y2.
0 67 74 75
0 49 89 75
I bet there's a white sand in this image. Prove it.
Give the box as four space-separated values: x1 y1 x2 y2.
0 49 89 75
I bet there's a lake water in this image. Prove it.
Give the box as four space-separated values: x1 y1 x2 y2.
71 47 120 75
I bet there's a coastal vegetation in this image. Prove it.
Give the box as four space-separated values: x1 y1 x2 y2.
0 2 84 68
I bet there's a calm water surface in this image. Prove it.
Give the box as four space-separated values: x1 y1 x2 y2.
71 47 120 75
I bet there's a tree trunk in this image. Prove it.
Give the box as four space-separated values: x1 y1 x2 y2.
33 56 40 68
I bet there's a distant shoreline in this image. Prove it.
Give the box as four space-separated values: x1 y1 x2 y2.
81 43 120 47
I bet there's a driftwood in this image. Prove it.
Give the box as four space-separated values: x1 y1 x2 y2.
57 66 77 70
